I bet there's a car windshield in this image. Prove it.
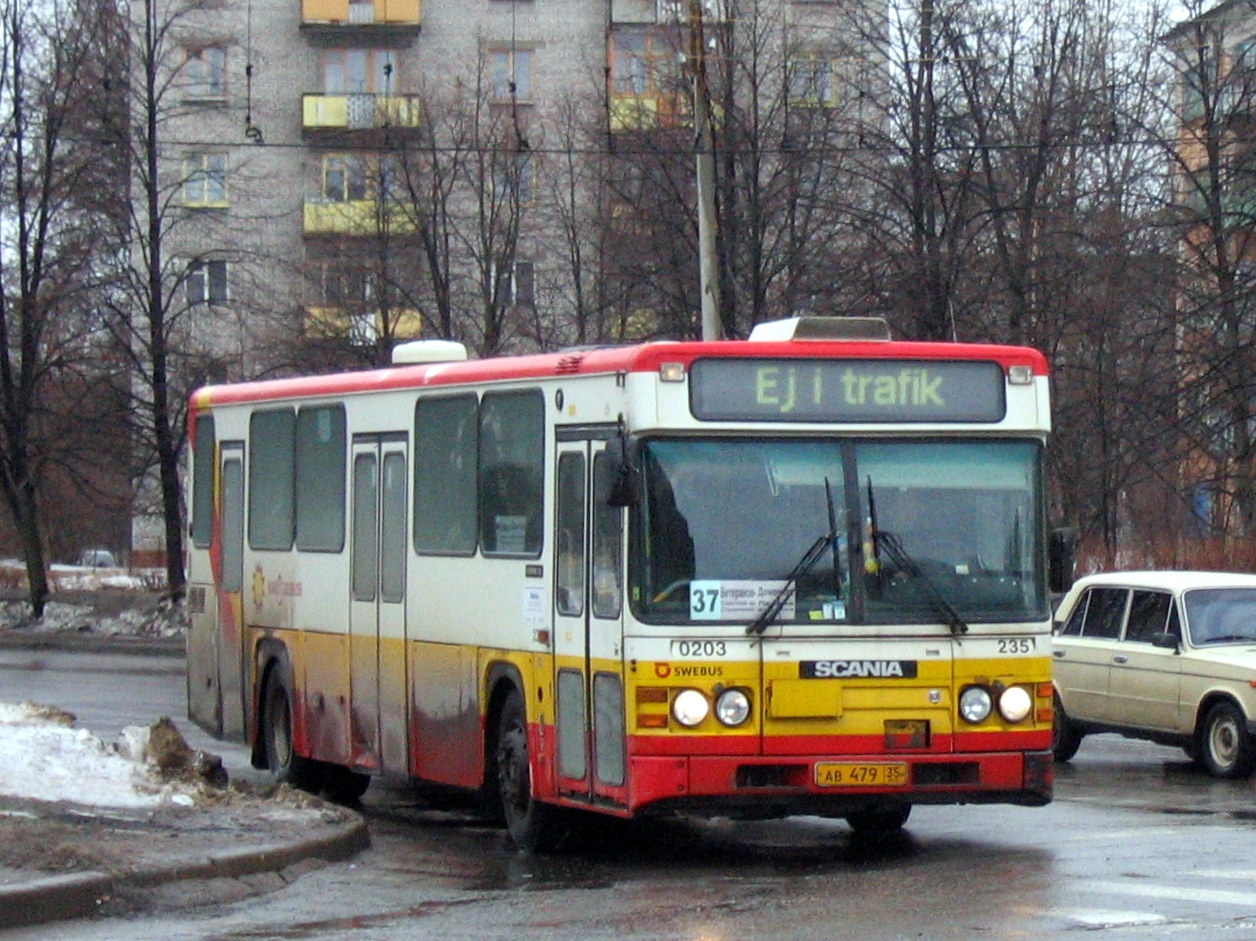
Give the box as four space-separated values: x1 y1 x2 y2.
634 437 1047 626
1184 588 1256 646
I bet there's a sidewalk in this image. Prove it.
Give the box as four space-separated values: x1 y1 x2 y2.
0 790 368 928
0 621 370 929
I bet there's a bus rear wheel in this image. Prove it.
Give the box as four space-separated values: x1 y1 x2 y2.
495 689 566 852
845 805 911 835
261 667 325 793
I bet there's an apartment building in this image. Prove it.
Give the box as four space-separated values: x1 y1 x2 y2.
155 0 873 374
1165 0 1256 535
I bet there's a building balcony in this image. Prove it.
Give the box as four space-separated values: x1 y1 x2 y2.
305 306 424 345
303 94 422 135
301 0 420 38
609 93 692 132
303 200 417 235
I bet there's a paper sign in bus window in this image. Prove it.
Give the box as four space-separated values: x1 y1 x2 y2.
690 580 793 621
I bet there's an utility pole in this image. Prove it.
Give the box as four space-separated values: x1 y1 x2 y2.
689 0 722 340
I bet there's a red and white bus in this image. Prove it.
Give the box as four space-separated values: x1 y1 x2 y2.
186 317 1064 849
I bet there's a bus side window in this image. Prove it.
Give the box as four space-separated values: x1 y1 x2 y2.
191 415 215 548
592 451 622 619
479 391 543 557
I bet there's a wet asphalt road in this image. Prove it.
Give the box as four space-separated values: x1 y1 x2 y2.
3 649 1256 939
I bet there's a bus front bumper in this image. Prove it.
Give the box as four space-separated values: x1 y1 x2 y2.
626 749 1053 817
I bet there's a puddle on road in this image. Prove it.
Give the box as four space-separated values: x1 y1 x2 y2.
207 898 483 940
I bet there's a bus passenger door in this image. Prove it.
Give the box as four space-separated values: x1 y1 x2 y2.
552 439 627 806
217 443 246 740
349 435 409 775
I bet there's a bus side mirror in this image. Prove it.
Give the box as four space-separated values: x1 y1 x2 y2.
605 435 639 508
1048 527 1076 595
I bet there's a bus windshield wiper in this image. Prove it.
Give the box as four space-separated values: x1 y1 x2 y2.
747 479 842 637
866 476 967 635
873 529 968 635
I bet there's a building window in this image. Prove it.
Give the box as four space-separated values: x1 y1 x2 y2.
323 48 397 94
183 152 227 206
323 154 369 201
489 47 533 102
491 259 535 308
610 30 676 97
187 259 228 306
184 47 227 99
789 54 837 107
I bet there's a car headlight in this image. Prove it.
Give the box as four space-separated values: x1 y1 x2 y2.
959 686 993 723
672 689 710 727
715 688 751 727
997 685 1032 723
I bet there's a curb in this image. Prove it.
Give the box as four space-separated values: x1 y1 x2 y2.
0 813 369 928
0 630 185 657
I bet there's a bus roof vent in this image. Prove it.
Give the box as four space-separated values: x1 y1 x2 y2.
391 340 469 365
749 316 891 342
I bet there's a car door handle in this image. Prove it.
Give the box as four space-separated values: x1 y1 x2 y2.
1052 650 1065 658
1112 655 1128 664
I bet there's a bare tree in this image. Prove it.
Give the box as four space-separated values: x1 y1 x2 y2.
0 0 124 614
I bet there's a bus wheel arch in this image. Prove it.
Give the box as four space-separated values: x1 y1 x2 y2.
257 647 325 793
484 666 566 852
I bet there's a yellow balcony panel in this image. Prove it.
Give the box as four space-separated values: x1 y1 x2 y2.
302 0 420 26
303 95 349 128
609 94 692 132
375 95 422 128
303 94 422 130
303 200 417 235
304 306 424 340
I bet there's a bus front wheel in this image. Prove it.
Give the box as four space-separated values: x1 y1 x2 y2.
495 689 566 852
261 666 325 793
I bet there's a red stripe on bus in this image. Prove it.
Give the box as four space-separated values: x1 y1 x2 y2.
191 339 1048 408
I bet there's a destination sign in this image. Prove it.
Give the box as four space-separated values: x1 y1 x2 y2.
689 358 1006 423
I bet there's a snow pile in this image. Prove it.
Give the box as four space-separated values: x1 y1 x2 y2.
0 702 203 809
0 598 187 638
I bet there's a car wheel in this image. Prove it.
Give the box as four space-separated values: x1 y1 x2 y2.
1051 692 1082 763
1199 701 1256 779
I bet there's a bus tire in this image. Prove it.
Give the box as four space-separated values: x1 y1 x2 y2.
845 804 911 835
1199 701 1256 779
261 666 325 793
495 689 566 852
1052 692 1083 763
323 765 371 804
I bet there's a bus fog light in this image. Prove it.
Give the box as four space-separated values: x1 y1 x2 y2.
997 686 1032 723
959 686 992 723
715 689 751 727
672 689 709 727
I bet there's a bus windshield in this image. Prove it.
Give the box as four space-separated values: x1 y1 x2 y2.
635 438 1047 627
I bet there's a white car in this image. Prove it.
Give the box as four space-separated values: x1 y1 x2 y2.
1051 570 1256 778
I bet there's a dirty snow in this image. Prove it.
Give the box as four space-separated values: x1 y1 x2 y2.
0 702 197 809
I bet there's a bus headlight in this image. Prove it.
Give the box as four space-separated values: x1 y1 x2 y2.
997 685 1032 723
959 686 992 723
715 689 751 727
672 689 709 727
